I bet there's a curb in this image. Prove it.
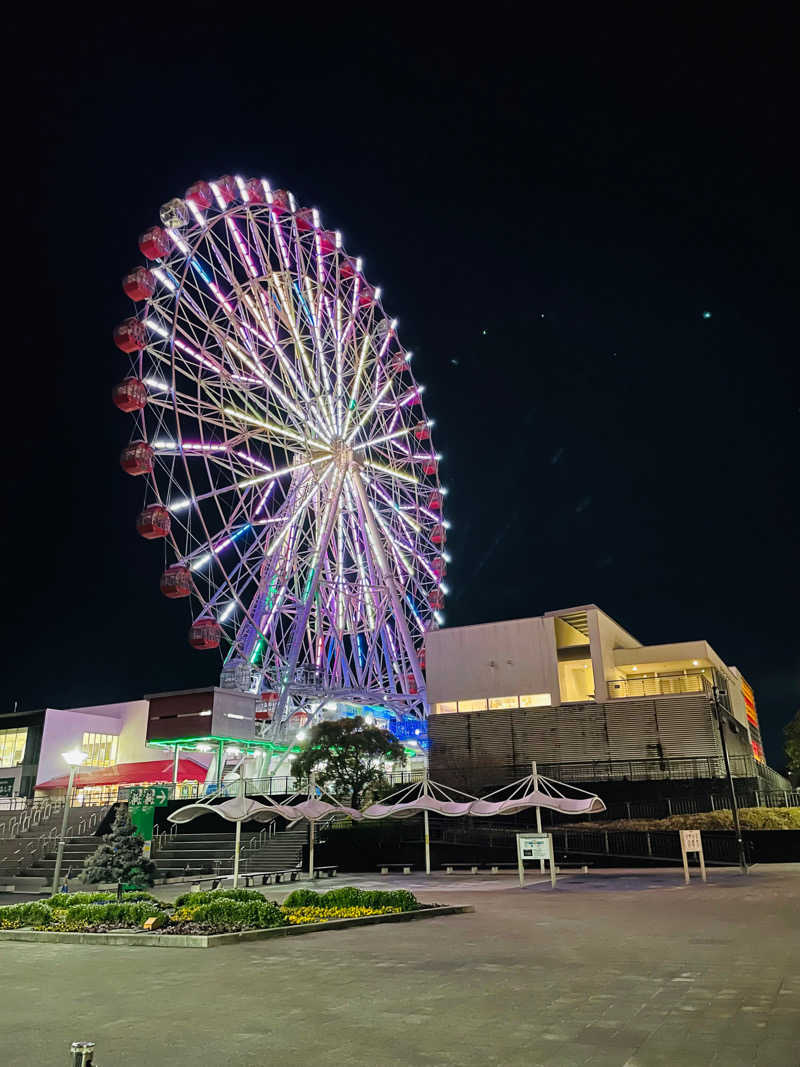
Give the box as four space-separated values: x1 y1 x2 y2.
0 903 474 949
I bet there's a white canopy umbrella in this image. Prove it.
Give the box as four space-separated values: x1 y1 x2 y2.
266 774 364 879
468 763 606 818
468 763 605 873
168 783 278 888
361 776 479 874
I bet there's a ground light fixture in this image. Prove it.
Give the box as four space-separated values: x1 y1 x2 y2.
51 749 89 894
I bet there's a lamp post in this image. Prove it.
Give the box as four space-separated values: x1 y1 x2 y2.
51 749 88 894
712 685 748 874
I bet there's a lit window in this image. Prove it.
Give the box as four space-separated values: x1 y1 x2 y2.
434 702 458 714
81 732 119 768
456 698 488 713
0 727 27 767
488 695 519 710
519 694 552 708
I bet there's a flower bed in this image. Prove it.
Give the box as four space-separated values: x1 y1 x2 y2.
0 887 421 935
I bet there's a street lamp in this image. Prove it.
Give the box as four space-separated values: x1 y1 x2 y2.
51 749 88 894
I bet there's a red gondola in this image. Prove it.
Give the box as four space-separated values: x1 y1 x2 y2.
136 504 171 540
160 564 191 599
122 267 156 302
421 456 438 477
389 352 407 374
318 230 337 253
138 226 171 260
406 673 418 695
414 421 431 440
358 283 375 307
245 177 266 203
429 591 445 611
214 175 237 204
431 555 447 577
295 208 315 231
113 317 146 353
418 648 426 670
339 257 356 278
120 441 154 477
407 390 422 406
188 617 221 650
427 490 443 511
270 189 290 214
112 378 147 413
431 524 446 545
185 181 213 209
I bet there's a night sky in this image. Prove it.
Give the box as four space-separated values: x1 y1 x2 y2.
4 9 797 766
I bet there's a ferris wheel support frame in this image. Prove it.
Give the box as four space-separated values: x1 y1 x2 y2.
350 466 426 697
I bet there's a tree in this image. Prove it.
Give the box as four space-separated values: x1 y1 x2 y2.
291 716 405 808
80 806 156 886
784 708 800 777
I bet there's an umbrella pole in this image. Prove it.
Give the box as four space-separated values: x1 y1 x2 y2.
424 808 431 875
532 761 544 874
233 819 241 888
308 771 315 880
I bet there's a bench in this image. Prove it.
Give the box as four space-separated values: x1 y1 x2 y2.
312 866 338 879
377 864 414 875
207 867 302 889
443 863 480 874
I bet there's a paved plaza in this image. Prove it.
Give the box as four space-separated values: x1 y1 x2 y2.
2 865 799 1065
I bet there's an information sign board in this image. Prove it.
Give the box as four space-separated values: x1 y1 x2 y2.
679 829 706 884
128 786 169 807
0 778 14 798
516 832 556 889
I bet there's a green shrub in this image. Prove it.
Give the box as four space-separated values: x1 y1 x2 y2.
171 896 286 930
570 807 800 832
0 898 164 931
45 901 164 930
282 888 322 908
173 887 265 908
284 887 419 912
45 891 161 909
319 887 419 912
0 901 54 929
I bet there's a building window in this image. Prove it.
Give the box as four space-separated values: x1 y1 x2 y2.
0 727 27 767
434 702 458 714
81 732 119 768
488 695 519 710
457 698 488 713
519 693 552 707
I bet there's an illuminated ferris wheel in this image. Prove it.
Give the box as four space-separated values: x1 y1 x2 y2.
112 174 449 724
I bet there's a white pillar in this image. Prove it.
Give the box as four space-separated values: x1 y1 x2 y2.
233 820 241 888
424 808 431 875
532 761 544 873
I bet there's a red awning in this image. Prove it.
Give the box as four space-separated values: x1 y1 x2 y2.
36 758 207 790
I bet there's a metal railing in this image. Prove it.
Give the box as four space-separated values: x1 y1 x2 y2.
552 788 800 824
607 670 712 700
0 797 65 840
534 754 776 784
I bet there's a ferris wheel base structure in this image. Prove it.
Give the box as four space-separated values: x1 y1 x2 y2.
144 686 429 781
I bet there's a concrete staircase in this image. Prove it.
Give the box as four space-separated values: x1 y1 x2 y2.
152 827 308 877
0 806 107 890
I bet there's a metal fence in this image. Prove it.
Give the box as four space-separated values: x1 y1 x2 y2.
548 788 800 825
535 754 787 786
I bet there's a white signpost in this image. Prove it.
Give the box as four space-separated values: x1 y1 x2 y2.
679 829 707 885
516 832 556 889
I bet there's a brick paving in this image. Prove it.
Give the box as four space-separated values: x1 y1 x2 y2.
2 865 798 1064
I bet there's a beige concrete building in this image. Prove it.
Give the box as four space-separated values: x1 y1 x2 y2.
425 605 772 786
